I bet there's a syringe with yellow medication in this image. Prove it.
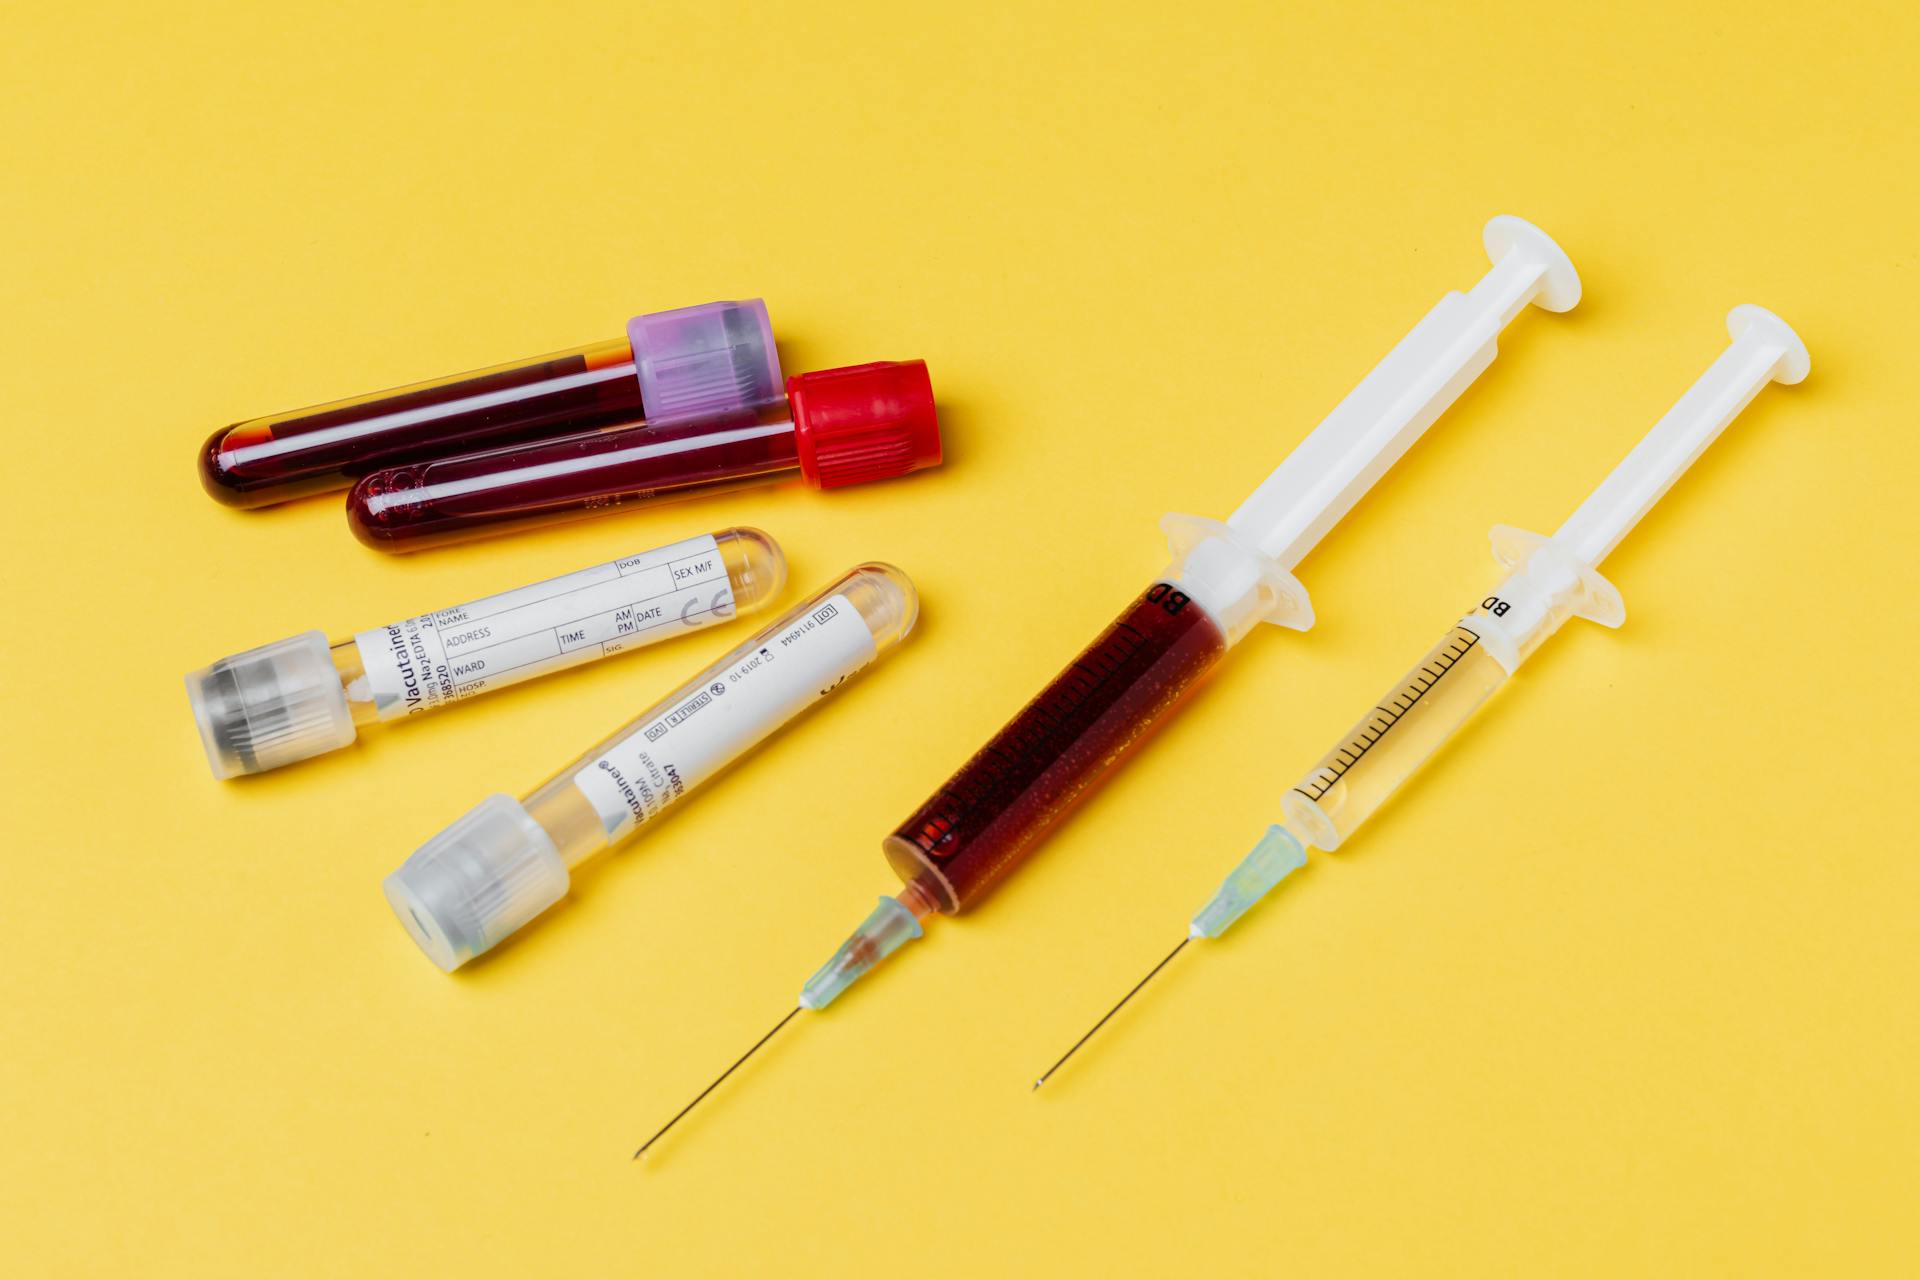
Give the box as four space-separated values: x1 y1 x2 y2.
1035 305 1809 1086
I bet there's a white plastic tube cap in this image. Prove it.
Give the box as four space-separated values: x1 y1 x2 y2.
384 794 569 971
184 630 356 779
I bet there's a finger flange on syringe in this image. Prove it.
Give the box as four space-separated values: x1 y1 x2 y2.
634 217 1581 1153
1050 305 1809 1080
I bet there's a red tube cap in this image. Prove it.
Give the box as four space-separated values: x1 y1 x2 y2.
788 361 941 490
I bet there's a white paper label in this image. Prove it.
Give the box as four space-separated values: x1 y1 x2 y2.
353 535 735 720
571 593 877 840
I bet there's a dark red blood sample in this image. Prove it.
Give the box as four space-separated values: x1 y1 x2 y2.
201 346 648 507
885 582 1227 911
347 404 803 550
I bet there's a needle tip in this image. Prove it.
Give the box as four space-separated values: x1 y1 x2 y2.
631 1005 801 1160
1032 936 1190 1088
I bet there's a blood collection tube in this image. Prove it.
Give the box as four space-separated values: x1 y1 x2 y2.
345 360 940 551
184 528 784 779
632 217 1585 1157
384 563 919 971
200 300 782 508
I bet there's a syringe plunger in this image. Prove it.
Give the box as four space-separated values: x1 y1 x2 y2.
1470 305 1810 671
1554 305 1810 568
1229 216 1581 572
1166 216 1581 644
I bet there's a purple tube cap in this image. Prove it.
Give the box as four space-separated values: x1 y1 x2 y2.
628 299 783 423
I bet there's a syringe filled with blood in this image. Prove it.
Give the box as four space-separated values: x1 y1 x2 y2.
635 216 1582 1157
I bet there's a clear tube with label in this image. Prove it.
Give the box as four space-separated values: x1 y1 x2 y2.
384 563 918 971
184 528 784 779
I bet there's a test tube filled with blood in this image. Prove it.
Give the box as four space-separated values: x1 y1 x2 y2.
199 299 782 507
345 361 941 551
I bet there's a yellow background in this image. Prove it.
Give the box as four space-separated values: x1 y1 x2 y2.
4 1 1915 1274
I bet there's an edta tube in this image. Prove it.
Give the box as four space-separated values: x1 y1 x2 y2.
185 528 785 779
199 299 781 508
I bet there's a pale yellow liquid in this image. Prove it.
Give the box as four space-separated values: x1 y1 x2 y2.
1284 623 1509 850
522 565 915 868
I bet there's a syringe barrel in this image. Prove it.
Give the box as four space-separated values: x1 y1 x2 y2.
384 564 918 971
184 528 786 779
1281 617 1511 851
199 300 781 508
1278 526 1619 850
883 579 1227 912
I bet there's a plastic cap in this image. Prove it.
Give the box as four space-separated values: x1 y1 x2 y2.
184 631 356 779
627 299 783 423
1190 825 1308 939
383 794 568 972
787 360 942 490
798 895 925 1010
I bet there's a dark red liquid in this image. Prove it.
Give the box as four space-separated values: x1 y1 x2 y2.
347 403 803 550
200 347 649 507
885 582 1227 911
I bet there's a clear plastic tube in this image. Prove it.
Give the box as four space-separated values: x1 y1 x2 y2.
346 360 941 552
521 564 917 869
384 563 918 971
202 339 646 507
184 528 784 779
199 300 780 508
348 404 804 550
